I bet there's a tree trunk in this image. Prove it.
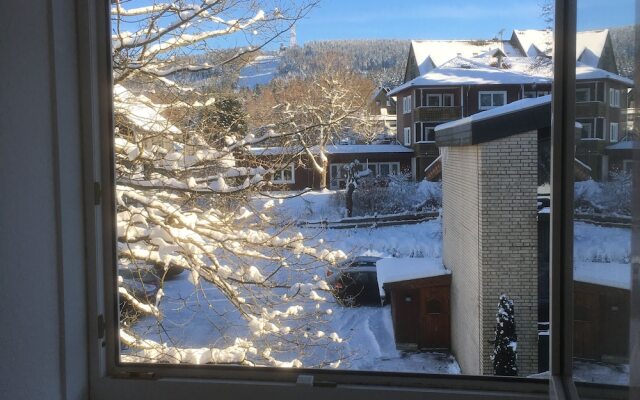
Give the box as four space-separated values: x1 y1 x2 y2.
346 183 355 217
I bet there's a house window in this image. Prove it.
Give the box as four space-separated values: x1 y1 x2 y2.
578 118 605 140
609 88 621 107
576 87 591 102
580 121 593 139
426 94 442 107
443 94 454 107
415 122 436 142
272 164 295 184
402 95 412 113
609 122 619 142
622 160 635 174
478 91 506 110
403 127 411 145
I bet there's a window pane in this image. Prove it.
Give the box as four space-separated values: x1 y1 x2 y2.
480 93 492 107
492 93 505 106
573 0 635 390
111 0 565 381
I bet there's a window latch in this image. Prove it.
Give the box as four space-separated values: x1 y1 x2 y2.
97 314 105 339
94 182 101 205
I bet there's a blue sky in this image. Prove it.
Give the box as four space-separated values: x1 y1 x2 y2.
293 0 636 44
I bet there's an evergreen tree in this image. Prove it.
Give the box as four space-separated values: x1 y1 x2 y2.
491 294 518 376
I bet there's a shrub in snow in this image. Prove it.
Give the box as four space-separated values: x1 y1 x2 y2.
491 294 518 376
574 173 632 216
348 173 419 216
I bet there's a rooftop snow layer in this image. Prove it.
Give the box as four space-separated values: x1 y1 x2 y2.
377 257 450 296
512 29 609 67
574 262 630 290
435 95 551 132
390 58 550 95
606 140 640 150
325 144 413 154
410 39 521 75
249 144 414 156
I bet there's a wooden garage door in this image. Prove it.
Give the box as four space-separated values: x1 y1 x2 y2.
419 287 450 349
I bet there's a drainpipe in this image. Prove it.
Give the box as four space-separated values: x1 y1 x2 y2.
460 86 464 117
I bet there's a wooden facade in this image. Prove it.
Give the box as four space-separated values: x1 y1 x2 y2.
384 274 451 350
573 282 630 362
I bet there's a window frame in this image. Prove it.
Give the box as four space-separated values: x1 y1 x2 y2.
272 164 295 184
478 90 507 110
415 122 437 143
426 93 442 107
79 0 632 399
609 122 619 142
403 95 412 114
575 87 591 103
403 127 411 146
609 88 620 108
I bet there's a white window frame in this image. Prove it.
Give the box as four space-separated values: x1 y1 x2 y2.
426 93 442 107
575 87 591 102
59 1 632 400
402 95 412 114
609 122 619 142
443 93 455 107
609 88 621 107
271 164 295 184
403 127 411 145
414 122 436 143
478 90 507 110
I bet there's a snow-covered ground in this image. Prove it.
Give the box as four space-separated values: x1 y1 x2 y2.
130 217 453 372
129 191 630 380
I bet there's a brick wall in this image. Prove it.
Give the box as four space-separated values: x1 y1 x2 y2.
478 131 539 376
442 131 539 376
442 145 482 374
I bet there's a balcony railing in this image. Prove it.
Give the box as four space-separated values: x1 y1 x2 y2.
413 106 462 122
575 101 607 118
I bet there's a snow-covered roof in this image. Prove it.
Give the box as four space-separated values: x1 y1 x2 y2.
574 262 630 290
248 144 414 156
113 84 182 135
410 39 521 75
575 63 634 86
377 257 450 296
325 144 413 154
512 29 610 67
390 58 550 95
435 95 551 132
606 140 640 150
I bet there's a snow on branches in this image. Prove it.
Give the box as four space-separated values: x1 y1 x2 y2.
112 0 347 368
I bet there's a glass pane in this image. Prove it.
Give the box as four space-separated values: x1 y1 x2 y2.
379 164 390 176
480 93 492 107
112 0 556 380
573 0 635 390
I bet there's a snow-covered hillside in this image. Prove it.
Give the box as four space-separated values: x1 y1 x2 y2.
237 55 281 89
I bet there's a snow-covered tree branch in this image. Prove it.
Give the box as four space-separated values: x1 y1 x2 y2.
112 0 350 368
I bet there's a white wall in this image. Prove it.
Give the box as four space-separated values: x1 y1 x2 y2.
0 1 89 399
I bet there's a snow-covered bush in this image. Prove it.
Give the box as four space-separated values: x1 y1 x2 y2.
491 294 518 376
330 176 441 217
575 173 632 215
